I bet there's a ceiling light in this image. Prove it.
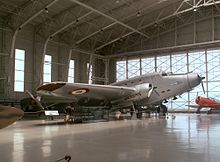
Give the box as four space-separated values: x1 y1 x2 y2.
193 7 197 12
137 11 141 17
116 0 120 3
45 7 49 13
158 0 167 3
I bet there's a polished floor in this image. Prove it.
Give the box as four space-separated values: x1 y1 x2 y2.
1 114 220 162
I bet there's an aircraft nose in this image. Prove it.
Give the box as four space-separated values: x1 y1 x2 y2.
14 108 24 119
187 74 203 90
0 106 24 129
195 96 200 104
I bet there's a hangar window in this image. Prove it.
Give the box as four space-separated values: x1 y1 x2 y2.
68 60 75 83
116 60 126 81
141 57 155 74
188 51 206 104
43 55 52 84
169 53 187 109
14 49 25 92
171 53 187 73
87 63 93 84
128 59 140 78
207 49 220 99
156 55 171 72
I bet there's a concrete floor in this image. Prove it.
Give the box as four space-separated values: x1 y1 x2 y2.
0 114 220 162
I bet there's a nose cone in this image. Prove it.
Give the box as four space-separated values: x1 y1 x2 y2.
195 96 200 104
187 74 202 90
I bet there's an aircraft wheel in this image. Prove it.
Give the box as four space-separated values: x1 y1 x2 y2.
160 104 168 116
207 110 212 114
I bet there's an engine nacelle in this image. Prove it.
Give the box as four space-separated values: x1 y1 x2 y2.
126 83 152 101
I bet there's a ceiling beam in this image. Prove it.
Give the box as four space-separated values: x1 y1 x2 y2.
108 40 220 58
50 11 93 38
69 0 149 40
76 22 117 44
95 0 220 50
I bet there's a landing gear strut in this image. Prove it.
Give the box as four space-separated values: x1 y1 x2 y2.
160 103 168 117
64 105 74 123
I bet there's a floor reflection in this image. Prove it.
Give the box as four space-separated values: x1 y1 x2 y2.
1 114 220 162
13 132 24 162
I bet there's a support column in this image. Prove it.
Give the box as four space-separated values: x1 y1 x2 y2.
104 58 109 85
39 37 50 85
8 29 19 94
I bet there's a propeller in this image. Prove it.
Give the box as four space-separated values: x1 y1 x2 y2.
147 85 160 98
147 86 154 98
198 75 205 94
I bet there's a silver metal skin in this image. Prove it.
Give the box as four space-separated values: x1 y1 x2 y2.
36 72 203 110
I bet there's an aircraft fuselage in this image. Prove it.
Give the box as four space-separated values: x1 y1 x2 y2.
112 72 201 106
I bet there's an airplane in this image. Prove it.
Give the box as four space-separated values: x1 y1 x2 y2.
35 71 203 122
188 96 220 114
0 106 24 129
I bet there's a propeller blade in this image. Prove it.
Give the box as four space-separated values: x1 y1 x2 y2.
201 81 205 94
148 86 154 98
198 75 205 94
147 86 160 98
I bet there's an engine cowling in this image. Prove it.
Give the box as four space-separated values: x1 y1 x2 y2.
126 83 152 101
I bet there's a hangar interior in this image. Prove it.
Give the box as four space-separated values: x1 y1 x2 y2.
0 0 220 111
2 1 220 162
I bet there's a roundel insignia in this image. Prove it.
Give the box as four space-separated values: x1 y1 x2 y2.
70 88 89 95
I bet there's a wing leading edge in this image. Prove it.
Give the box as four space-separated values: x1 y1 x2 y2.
37 82 137 104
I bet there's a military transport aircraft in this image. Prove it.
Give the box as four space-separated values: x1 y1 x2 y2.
34 71 203 121
188 96 220 114
0 106 24 129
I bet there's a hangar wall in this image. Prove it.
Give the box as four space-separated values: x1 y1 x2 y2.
0 24 93 101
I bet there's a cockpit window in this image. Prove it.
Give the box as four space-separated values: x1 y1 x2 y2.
161 71 173 76
161 72 168 76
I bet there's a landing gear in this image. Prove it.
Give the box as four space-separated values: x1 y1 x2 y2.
160 103 168 117
196 107 202 114
64 105 74 123
130 104 137 120
207 109 212 114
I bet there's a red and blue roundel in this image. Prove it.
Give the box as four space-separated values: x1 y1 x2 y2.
70 88 89 95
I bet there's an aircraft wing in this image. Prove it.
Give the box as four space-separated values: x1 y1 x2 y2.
186 105 201 108
186 104 220 108
36 82 137 106
207 104 220 108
